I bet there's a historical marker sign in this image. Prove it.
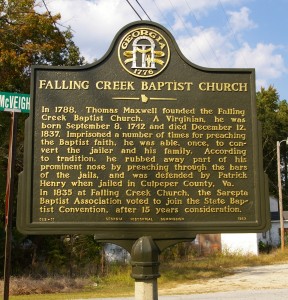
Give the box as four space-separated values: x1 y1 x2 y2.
17 21 270 239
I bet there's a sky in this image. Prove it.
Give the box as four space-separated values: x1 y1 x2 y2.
42 0 288 100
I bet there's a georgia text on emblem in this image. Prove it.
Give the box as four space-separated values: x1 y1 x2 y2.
118 27 170 78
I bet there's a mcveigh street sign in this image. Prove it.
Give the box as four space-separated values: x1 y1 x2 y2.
0 91 30 113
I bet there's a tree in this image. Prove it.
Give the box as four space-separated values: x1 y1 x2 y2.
0 0 85 93
0 0 85 218
256 86 288 205
0 0 86 276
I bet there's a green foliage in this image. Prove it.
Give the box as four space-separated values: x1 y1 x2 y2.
61 235 102 277
0 0 85 93
256 86 288 201
258 240 272 253
17 235 104 277
161 242 196 262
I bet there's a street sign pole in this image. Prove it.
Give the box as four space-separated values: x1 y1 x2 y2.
3 112 18 300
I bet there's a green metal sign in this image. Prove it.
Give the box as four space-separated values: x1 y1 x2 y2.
17 21 270 239
0 92 30 113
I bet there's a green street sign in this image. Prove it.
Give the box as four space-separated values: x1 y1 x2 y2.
0 91 30 113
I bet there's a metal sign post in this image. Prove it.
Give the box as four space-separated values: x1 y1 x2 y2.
3 112 18 300
131 237 160 300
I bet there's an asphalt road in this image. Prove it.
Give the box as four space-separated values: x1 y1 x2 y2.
79 289 288 300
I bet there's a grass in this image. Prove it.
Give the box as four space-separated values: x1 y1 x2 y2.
159 248 288 287
5 247 288 299
6 264 135 300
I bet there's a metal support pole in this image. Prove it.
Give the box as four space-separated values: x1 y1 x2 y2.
3 112 18 300
277 138 288 251
131 236 160 300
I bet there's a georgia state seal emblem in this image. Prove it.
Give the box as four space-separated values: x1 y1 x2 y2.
118 27 170 78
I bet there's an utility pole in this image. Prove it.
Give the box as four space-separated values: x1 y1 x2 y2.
277 138 288 251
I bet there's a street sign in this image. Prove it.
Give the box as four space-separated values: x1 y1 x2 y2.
0 91 30 113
